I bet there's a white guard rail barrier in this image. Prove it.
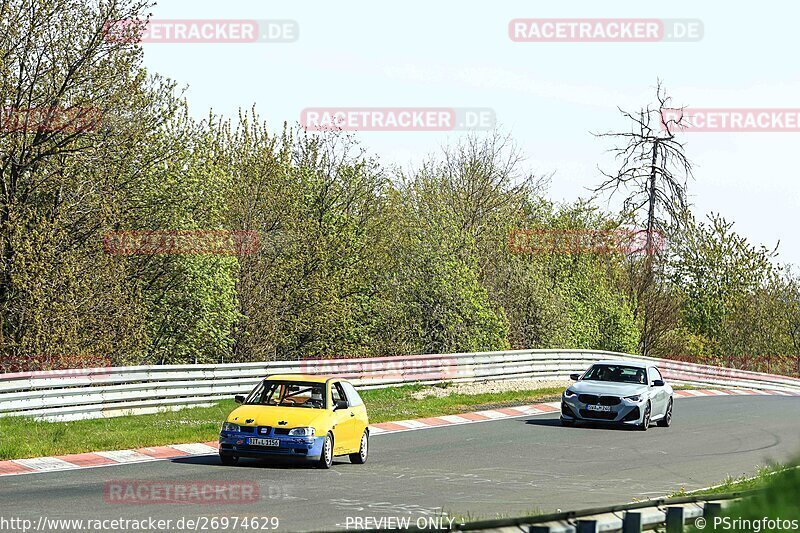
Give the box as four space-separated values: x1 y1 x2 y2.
1 350 799 421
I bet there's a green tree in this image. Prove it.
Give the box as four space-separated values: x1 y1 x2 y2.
0 0 176 367
669 212 778 366
223 120 390 360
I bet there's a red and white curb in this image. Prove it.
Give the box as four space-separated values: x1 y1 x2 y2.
0 443 221 477
1 388 797 478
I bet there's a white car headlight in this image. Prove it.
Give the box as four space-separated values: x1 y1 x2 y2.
221 422 241 432
564 389 577 398
288 427 315 437
624 394 641 402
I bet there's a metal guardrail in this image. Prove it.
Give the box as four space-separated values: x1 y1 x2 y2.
404 491 751 533
1 349 799 421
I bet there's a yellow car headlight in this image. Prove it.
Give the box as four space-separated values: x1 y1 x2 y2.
288 427 315 437
221 422 241 432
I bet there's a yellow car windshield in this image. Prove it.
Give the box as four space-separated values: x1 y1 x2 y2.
246 380 326 409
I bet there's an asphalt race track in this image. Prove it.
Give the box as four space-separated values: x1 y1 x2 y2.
1 396 798 531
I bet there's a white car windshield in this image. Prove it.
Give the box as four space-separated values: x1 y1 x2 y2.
582 365 647 384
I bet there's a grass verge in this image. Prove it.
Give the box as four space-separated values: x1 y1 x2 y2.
0 383 563 460
671 464 793 497
685 465 800 530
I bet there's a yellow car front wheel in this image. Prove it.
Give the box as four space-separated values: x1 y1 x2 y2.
318 433 333 469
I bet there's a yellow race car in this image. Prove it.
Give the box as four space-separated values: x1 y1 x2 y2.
219 374 370 469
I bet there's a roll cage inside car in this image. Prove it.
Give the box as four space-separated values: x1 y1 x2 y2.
244 380 328 409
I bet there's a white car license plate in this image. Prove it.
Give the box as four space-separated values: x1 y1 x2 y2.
248 438 280 447
587 405 611 412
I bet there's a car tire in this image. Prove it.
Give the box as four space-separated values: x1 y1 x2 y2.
219 453 239 466
349 430 369 464
560 418 575 427
638 401 651 431
318 432 333 469
657 399 673 427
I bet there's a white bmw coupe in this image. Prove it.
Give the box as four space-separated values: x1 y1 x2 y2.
560 360 674 430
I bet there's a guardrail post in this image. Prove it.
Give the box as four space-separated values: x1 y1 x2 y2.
576 520 598 533
665 507 685 533
704 502 722 519
622 512 642 533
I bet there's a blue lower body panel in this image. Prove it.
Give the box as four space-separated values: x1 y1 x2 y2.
219 432 325 461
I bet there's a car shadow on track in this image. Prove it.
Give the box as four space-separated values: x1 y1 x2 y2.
524 418 638 431
169 455 352 470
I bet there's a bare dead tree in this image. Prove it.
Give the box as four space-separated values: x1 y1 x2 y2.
593 81 693 355
594 80 693 253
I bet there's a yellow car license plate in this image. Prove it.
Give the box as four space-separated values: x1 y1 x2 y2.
248 438 280 447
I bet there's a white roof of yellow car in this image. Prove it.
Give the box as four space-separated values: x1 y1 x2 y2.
265 374 337 383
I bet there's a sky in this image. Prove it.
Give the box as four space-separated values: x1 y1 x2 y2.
139 0 800 265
